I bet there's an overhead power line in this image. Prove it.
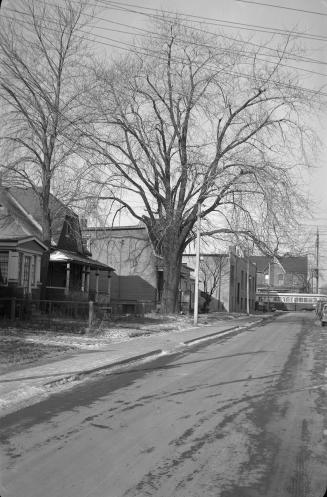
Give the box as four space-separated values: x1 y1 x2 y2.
103 0 327 20
4 9 327 80
19 0 327 66
99 0 327 42
4 11 327 98
6 1 327 83
48 0 327 47
236 0 327 17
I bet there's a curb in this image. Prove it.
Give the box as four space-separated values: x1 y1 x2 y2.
184 325 242 345
46 319 265 387
44 349 163 387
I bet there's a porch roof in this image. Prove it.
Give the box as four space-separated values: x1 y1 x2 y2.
50 249 114 271
0 235 47 252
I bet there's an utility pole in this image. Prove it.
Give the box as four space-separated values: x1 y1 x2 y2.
267 259 271 312
316 227 319 293
246 256 250 315
193 202 201 325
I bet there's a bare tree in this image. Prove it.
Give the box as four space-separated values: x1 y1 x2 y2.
88 16 321 313
0 0 94 291
199 255 229 312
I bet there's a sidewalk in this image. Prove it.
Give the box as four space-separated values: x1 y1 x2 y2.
0 314 273 417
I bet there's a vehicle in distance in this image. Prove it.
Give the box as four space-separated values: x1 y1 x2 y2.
320 304 327 326
256 291 327 312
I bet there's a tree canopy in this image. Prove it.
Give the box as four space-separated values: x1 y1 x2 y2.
0 0 95 290
87 16 320 312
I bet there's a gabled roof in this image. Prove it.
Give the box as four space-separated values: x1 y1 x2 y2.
7 187 77 245
250 255 307 275
0 236 47 252
280 256 308 274
0 213 30 239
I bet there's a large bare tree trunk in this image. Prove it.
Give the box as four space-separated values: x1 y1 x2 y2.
40 190 52 299
161 248 182 314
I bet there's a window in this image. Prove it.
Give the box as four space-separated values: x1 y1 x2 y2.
65 220 73 238
0 252 9 285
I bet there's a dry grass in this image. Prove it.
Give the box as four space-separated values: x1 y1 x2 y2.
0 312 256 374
0 333 76 374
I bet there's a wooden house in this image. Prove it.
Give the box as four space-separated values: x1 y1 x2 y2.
0 187 114 303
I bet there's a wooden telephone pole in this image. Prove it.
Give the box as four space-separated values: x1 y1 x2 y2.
315 227 319 293
193 203 201 325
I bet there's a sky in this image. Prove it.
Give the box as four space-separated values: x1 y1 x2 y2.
2 0 327 285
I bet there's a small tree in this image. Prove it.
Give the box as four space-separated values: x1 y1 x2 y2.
88 16 321 313
0 0 94 292
200 255 229 312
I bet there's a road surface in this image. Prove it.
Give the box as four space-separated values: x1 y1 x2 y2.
1 312 327 497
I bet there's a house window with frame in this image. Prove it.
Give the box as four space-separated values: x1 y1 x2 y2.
65 221 73 238
0 252 9 285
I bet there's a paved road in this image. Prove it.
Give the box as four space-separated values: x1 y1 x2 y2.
1 312 327 497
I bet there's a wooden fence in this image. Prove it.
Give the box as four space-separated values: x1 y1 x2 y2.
0 297 156 328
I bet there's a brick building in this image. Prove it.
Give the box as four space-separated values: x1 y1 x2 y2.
83 225 194 313
250 255 309 293
183 248 257 313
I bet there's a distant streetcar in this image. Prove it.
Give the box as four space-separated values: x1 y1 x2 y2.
255 291 327 312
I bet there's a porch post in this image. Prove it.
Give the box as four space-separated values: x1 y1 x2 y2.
81 265 86 292
65 262 70 296
95 270 99 302
28 256 33 296
85 267 90 293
